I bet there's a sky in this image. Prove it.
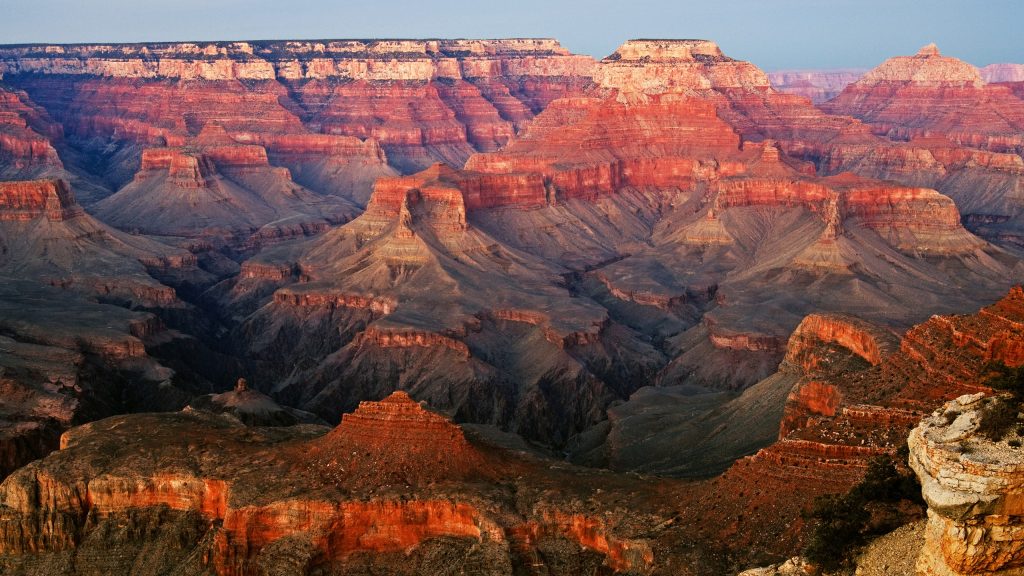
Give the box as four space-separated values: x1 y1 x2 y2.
2 0 1021 70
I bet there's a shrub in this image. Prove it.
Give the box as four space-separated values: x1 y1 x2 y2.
978 400 1020 441
803 453 923 571
980 362 1024 441
984 361 1024 401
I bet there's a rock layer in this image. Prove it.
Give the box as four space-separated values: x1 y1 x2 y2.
910 393 1024 575
0 401 673 575
823 45 1024 155
0 39 596 180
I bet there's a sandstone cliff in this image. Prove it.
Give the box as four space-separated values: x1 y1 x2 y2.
675 288 1024 562
910 393 1024 575
0 39 596 183
0 396 683 575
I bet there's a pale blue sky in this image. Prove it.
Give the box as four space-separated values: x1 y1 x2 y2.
2 0 1020 70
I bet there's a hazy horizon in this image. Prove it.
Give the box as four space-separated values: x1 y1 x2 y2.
3 0 1021 71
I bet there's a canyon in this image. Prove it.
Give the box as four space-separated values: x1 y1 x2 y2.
0 290 1022 574
0 35 1022 574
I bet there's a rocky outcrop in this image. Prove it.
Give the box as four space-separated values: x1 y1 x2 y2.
187 378 321 426
596 39 771 96
909 393 1024 575
0 179 80 221
0 406 671 575
676 288 1024 560
307 391 484 486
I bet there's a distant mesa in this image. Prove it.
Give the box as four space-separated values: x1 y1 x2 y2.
187 377 323 427
604 39 727 62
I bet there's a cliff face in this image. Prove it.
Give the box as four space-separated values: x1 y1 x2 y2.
674 289 1024 559
0 399 677 575
0 83 62 178
0 179 79 221
0 40 594 81
0 39 596 185
91 124 359 246
910 393 1024 575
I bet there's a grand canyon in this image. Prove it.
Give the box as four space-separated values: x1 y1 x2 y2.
0 27 1022 576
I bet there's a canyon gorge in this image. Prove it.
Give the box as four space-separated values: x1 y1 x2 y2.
0 36 1022 574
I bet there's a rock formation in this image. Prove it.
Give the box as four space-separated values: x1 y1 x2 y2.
823 44 1024 155
674 287 1024 561
187 378 322 426
92 124 359 247
0 397 675 575
981 63 1024 83
0 83 62 177
228 162 651 446
910 393 1024 575
0 39 596 187
306 391 490 486
768 69 866 103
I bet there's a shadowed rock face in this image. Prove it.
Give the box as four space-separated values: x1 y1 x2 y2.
0 175 229 481
92 124 360 247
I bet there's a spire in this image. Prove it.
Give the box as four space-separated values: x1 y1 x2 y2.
916 43 940 57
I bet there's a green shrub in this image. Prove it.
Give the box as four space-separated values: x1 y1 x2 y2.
979 362 1024 441
984 362 1024 401
978 400 1020 441
803 454 923 571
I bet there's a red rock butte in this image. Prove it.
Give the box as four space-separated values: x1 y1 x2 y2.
306 391 491 487
0 178 80 221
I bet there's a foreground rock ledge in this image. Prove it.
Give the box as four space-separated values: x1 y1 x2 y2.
909 393 1024 575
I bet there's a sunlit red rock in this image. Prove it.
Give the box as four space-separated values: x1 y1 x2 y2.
0 39 596 181
0 398 668 574
823 44 1024 154
0 83 62 177
688 288 1024 556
